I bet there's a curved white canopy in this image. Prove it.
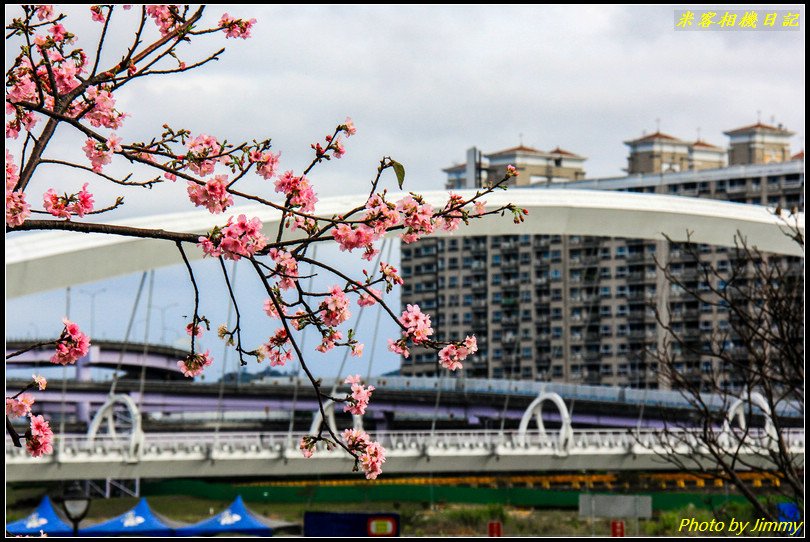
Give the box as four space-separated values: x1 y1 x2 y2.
6 189 804 298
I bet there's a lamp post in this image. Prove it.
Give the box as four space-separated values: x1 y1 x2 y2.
60 481 90 537
79 288 107 338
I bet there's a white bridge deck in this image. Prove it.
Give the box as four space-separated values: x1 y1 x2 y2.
6 428 804 482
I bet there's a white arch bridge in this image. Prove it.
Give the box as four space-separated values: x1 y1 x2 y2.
5 392 804 482
7 190 804 297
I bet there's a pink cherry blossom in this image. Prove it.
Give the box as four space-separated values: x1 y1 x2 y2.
178 350 213 378
299 437 314 458
506 164 518 177
51 318 90 365
350 343 364 357
29 414 52 438
274 170 318 213
342 428 371 449
199 215 268 261
83 137 117 172
387 338 410 358
249 150 280 180
48 23 70 43
342 117 356 137
32 374 48 390
316 329 343 353
36 5 54 21
268 248 299 290
320 286 351 327
260 329 292 367
43 183 94 220
6 189 30 227
187 175 233 214
363 194 400 235
84 86 127 129
186 322 204 338
90 5 106 23
397 195 435 244
6 395 34 418
343 375 374 416
436 192 465 232
26 433 53 458
474 200 487 216
357 287 381 307
185 134 223 177
360 441 386 480
399 304 433 344
219 13 257 39
146 4 181 36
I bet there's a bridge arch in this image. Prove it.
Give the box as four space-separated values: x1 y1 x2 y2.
86 394 144 460
308 399 363 437
724 392 779 449
517 392 573 453
7 190 803 297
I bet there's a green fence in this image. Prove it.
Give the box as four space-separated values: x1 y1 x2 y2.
143 479 747 511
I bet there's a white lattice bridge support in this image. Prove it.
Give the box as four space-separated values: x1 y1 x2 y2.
7 191 804 297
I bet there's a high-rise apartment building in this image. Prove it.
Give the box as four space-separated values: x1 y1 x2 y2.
400 123 804 389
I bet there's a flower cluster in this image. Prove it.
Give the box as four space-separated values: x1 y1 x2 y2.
399 304 433 344
5 393 35 418
316 328 342 353
146 4 182 37
438 336 478 371
219 13 257 39
83 134 121 173
343 375 374 416
379 262 404 292
178 350 213 378
185 134 224 177
268 248 299 290
51 318 91 365
341 428 386 480
259 328 292 366
26 414 54 458
319 286 351 327
187 175 233 214
357 287 381 307
249 150 280 180
397 195 434 244
84 86 128 129
43 183 95 219
199 215 268 260
436 192 466 232
5 151 30 227
275 170 318 213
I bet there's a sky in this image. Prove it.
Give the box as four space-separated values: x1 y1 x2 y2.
5 5 806 380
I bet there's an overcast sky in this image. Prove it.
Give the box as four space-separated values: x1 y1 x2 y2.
5 5 805 380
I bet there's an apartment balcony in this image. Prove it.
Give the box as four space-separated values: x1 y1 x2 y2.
471 243 487 254
502 297 519 307
473 299 488 308
626 252 648 263
471 280 487 291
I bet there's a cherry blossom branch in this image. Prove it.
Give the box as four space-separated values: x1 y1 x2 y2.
176 242 201 355
38 158 162 188
248 257 358 459
6 340 58 360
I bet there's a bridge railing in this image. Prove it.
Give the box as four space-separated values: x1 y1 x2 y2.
7 427 804 460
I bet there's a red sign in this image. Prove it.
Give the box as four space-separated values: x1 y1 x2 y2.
488 521 502 537
367 516 397 537
611 520 625 537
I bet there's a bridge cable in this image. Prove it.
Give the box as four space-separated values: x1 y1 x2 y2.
57 287 72 448
214 260 238 444
108 272 149 397
329 239 388 397
365 238 393 383
136 270 155 415
287 243 317 443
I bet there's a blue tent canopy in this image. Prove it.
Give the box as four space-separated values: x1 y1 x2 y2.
80 497 176 537
175 496 275 536
6 496 73 537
